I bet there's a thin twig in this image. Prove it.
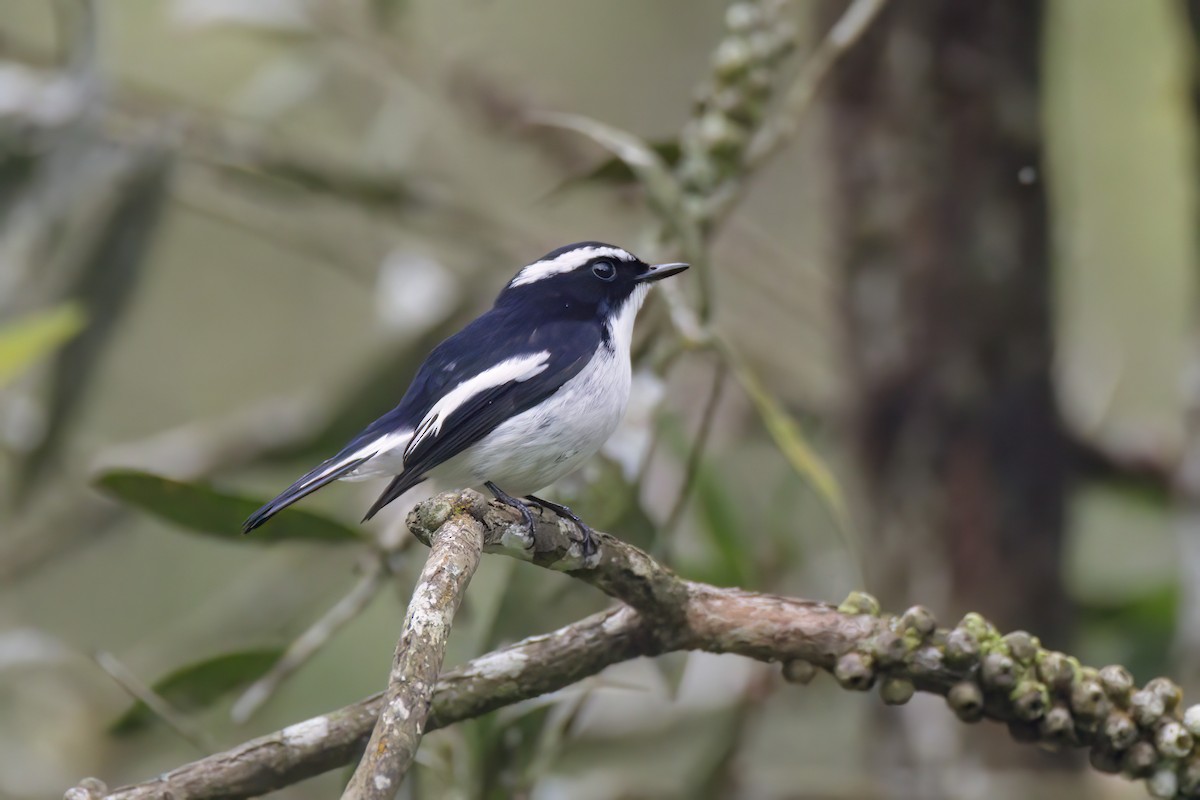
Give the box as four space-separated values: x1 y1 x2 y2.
656 277 711 347
170 193 376 289
1068 426 1177 495
652 0 892 346
744 0 889 171
93 393 329 481
341 513 485 799
663 357 728 535
57 0 103 109
699 0 891 231
92 650 216 754
518 683 595 793
232 555 389 724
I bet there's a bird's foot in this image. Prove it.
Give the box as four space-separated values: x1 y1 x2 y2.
484 481 537 551
525 494 597 558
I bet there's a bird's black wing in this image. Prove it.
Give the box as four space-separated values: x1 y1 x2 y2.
360 318 601 520
244 308 600 531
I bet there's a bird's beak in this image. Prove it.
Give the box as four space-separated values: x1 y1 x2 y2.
639 262 689 283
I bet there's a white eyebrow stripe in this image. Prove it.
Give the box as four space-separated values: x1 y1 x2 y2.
509 246 634 287
405 352 552 457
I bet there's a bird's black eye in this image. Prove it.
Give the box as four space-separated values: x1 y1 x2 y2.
591 260 617 281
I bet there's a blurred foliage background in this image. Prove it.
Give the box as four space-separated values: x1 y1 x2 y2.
0 1 1197 798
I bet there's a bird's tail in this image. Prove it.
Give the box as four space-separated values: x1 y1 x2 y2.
242 455 372 533
361 472 426 522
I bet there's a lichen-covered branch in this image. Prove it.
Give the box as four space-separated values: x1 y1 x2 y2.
68 490 1200 800
406 491 692 620
341 513 485 800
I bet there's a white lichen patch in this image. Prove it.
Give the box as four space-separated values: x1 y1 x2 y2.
628 556 656 579
470 649 529 680
602 609 633 634
498 523 536 558
374 775 392 791
281 716 330 748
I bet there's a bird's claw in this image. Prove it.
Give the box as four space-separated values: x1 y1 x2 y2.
525 494 597 559
514 504 538 552
572 521 597 558
487 485 599 559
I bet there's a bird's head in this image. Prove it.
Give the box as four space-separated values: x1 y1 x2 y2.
498 242 688 325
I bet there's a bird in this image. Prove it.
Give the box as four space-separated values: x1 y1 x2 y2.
242 241 688 555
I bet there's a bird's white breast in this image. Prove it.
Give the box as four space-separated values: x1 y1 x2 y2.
430 284 648 495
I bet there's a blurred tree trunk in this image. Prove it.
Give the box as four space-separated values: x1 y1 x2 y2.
1175 0 1200 690
826 0 1067 643
823 0 1071 789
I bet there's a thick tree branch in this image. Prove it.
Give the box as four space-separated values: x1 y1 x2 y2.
405 491 693 621
67 490 1200 799
342 513 484 799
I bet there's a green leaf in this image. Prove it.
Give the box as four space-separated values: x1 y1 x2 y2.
579 139 682 184
546 139 682 197
692 462 757 587
109 648 284 735
94 469 363 543
1078 584 1177 681
0 304 87 387
529 112 699 251
726 350 855 546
